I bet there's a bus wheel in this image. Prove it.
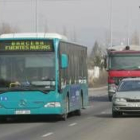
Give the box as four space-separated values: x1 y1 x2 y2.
62 96 69 121
0 116 7 123
109 96 112 101
74 109 81 116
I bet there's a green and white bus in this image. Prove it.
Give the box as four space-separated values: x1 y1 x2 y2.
0 33 88 120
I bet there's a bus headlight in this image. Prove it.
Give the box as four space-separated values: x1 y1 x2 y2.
44 102 61 107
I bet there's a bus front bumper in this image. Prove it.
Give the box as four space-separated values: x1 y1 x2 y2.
0 107 63 115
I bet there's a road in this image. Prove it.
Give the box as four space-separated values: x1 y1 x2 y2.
0 88 140 140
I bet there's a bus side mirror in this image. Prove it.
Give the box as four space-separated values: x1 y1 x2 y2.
61 54 68 69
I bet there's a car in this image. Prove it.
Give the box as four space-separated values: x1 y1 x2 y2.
112 78 140 117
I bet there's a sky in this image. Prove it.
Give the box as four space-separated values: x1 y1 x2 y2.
0 0 140 50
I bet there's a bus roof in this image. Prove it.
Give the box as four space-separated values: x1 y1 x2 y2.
0 33 68 41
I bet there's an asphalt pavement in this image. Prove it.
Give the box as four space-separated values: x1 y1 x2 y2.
0 87 140 140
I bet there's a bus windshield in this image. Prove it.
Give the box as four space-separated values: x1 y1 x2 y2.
0 52 55 90
110 55 140 70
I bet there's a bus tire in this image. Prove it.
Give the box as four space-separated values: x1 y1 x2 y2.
0 116 7 123
62 96 69 121
75 109 81 116
109 96 112 101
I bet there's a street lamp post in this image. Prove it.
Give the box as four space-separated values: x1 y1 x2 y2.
110 0 113 47
35 0 38 33
127 3 130 46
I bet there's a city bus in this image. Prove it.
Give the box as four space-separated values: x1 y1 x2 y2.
0 33 88 120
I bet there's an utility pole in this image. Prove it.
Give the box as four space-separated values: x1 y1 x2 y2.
127 3 130 46
35 0 38 33
110 0 113 47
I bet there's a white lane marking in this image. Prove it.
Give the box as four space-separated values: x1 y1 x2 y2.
69 123 77 126
42 132 54 138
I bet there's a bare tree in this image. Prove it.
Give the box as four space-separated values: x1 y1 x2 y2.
88 41 104 69
104 31 110 48
0 23 20 35
62 26 68 36
44 19 49 32
72 26 77 42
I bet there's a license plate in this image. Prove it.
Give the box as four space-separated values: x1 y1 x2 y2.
15 110 31 114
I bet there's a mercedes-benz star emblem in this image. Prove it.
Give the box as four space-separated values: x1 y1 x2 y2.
19 99 27 107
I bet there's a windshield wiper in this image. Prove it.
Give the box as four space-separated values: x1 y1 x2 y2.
41 78 54 81
0 80 55 93
31 80 55 87
9 86 35 91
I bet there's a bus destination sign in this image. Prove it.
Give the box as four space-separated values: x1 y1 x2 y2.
0 40 54 52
